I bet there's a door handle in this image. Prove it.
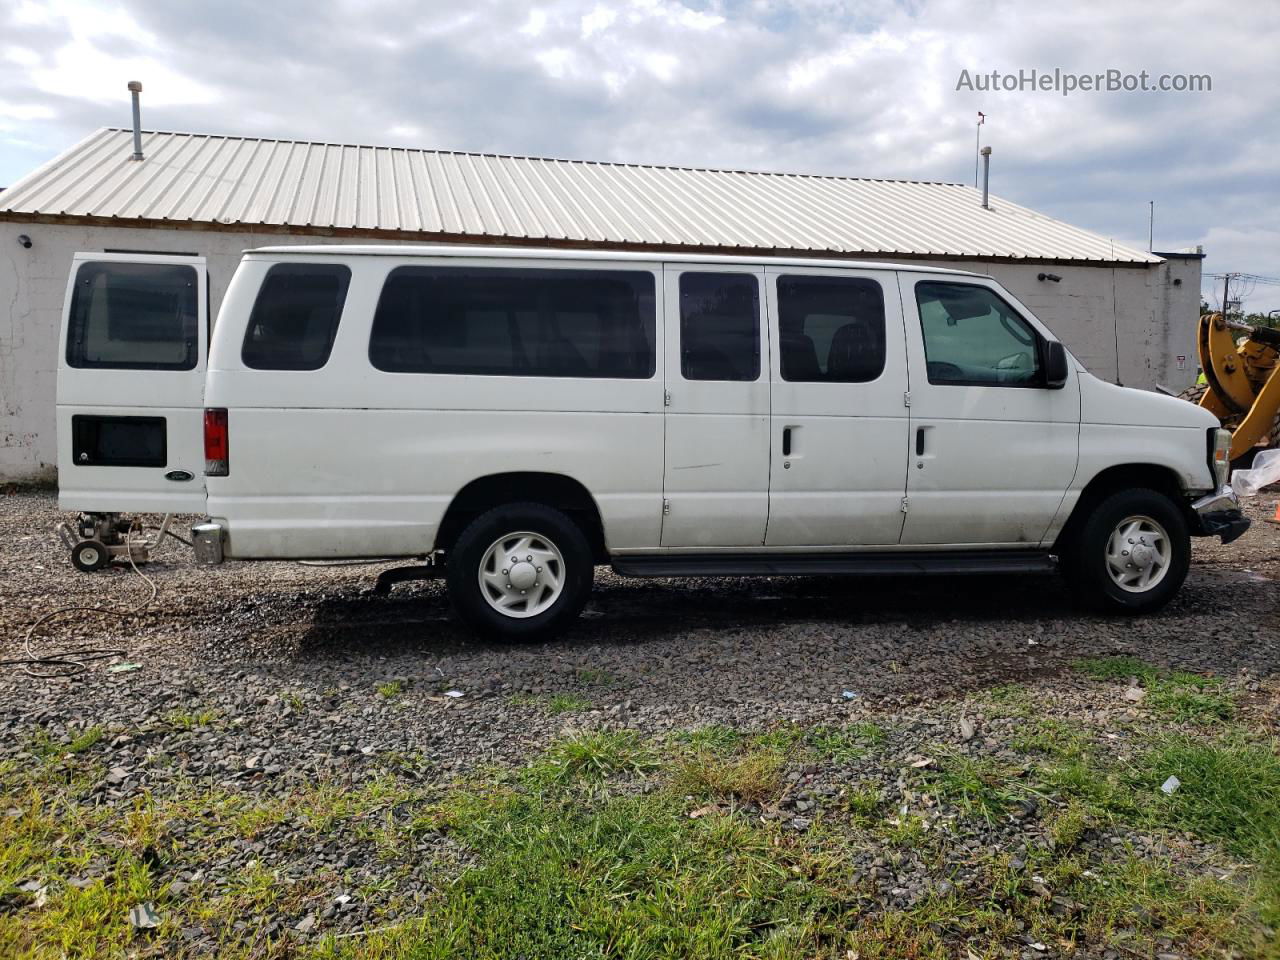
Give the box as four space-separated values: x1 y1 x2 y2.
782 427 792 457
915 427 925 456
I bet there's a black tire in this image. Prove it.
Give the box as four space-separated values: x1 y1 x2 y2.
1061 488 1191 615
446 502 594 641
71 539 110 573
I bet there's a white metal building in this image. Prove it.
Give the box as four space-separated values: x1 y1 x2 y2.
0 127 1202 481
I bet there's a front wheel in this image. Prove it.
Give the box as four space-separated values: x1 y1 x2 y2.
446 503 594 641
1061 488 1191 614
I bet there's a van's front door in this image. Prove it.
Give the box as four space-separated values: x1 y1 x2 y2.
660 265 770 547
764 267 911 546
56 254 209 513
898 274 1079 546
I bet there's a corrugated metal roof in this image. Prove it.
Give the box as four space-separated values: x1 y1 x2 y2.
0 127 1161 264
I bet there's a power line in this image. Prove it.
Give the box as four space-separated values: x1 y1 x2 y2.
1206 272 1280 286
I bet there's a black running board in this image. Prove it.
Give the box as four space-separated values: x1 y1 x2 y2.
611 550 1057 578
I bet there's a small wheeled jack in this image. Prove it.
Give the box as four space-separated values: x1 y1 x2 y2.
56 513 176 572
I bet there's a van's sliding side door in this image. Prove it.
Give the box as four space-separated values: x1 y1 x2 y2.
56 253 209 514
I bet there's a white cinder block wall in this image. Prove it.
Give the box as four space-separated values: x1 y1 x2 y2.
0 221 1201 481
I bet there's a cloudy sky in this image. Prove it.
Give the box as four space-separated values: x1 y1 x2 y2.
2 0 1277 312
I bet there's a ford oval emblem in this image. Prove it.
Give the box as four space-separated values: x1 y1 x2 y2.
165 469 194 483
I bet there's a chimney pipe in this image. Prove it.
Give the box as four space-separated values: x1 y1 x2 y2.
128 80 143 161
980 145 991 209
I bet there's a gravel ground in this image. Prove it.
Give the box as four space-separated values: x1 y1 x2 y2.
1 486 1277 956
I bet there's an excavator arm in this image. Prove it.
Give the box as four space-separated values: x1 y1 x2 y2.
1194 313 1280 460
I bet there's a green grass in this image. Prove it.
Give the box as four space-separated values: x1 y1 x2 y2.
750 723 806 751
1072 855 1253 953
508 692 593 713
393 782 845 960
983 681 1034 716
1146 678 1235 724
1130 733 1280 924
925 751 1029 821
1075 655 1157 680
164 708 221 730
540 730 657 783
881 813 931 848
5 710 1277 960
30 725 104 759
673 724 745 755
1045 797 1090 850
376 680 405 699
670 747 786 805
807 722 887 764
1074 657 1235 723
1010 715 1093 762
545 693 592 713
843 785 883 826
0 765 438 959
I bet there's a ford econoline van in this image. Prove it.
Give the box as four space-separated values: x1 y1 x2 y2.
56 246 1248 639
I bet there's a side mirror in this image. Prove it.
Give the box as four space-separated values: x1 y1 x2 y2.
1045 340 1069 389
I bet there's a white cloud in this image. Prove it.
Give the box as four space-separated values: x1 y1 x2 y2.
0 99 56 121
580 5 616 37
0 0 1276 308
535 46 575 80
3 45 42 66
521 9 549 36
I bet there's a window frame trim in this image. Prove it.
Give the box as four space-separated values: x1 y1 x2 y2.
912 279 1049 389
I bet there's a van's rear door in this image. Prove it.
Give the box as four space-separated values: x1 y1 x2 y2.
56 253 209 513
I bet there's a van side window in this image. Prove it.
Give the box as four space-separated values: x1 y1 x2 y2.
242 263 351 370
777 275 885 383
66 262 198 370
915 282 1042 386
368 267 655 378
679 273 760 381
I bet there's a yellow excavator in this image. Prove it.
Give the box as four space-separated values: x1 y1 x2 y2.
1184 313 1280 462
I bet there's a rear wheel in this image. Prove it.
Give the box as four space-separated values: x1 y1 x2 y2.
446 502 593 641
71 539 110 573
1061 488 1190 614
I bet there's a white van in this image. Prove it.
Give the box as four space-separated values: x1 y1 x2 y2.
56 246 1248 639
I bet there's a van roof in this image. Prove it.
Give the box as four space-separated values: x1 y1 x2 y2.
244 244 984 277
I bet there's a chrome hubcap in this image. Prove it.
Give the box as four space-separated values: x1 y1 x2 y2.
478 531 565 619
1105 515 1171 593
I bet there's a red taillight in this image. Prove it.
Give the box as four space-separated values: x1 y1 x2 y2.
204 408 229 476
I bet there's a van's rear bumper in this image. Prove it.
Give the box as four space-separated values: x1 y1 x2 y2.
1190 485 1251 544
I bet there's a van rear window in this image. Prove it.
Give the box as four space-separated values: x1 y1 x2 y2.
242 263 351 370
368 266 655 378
66 262 198 371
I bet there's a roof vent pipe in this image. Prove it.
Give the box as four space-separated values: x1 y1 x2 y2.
127 81 143 161
980 146 991 209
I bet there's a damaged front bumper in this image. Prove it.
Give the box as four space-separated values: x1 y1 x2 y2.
1190 485 1251 544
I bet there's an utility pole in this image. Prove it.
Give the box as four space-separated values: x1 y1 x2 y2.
1222 273 1232 318
1148 201 1154 252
